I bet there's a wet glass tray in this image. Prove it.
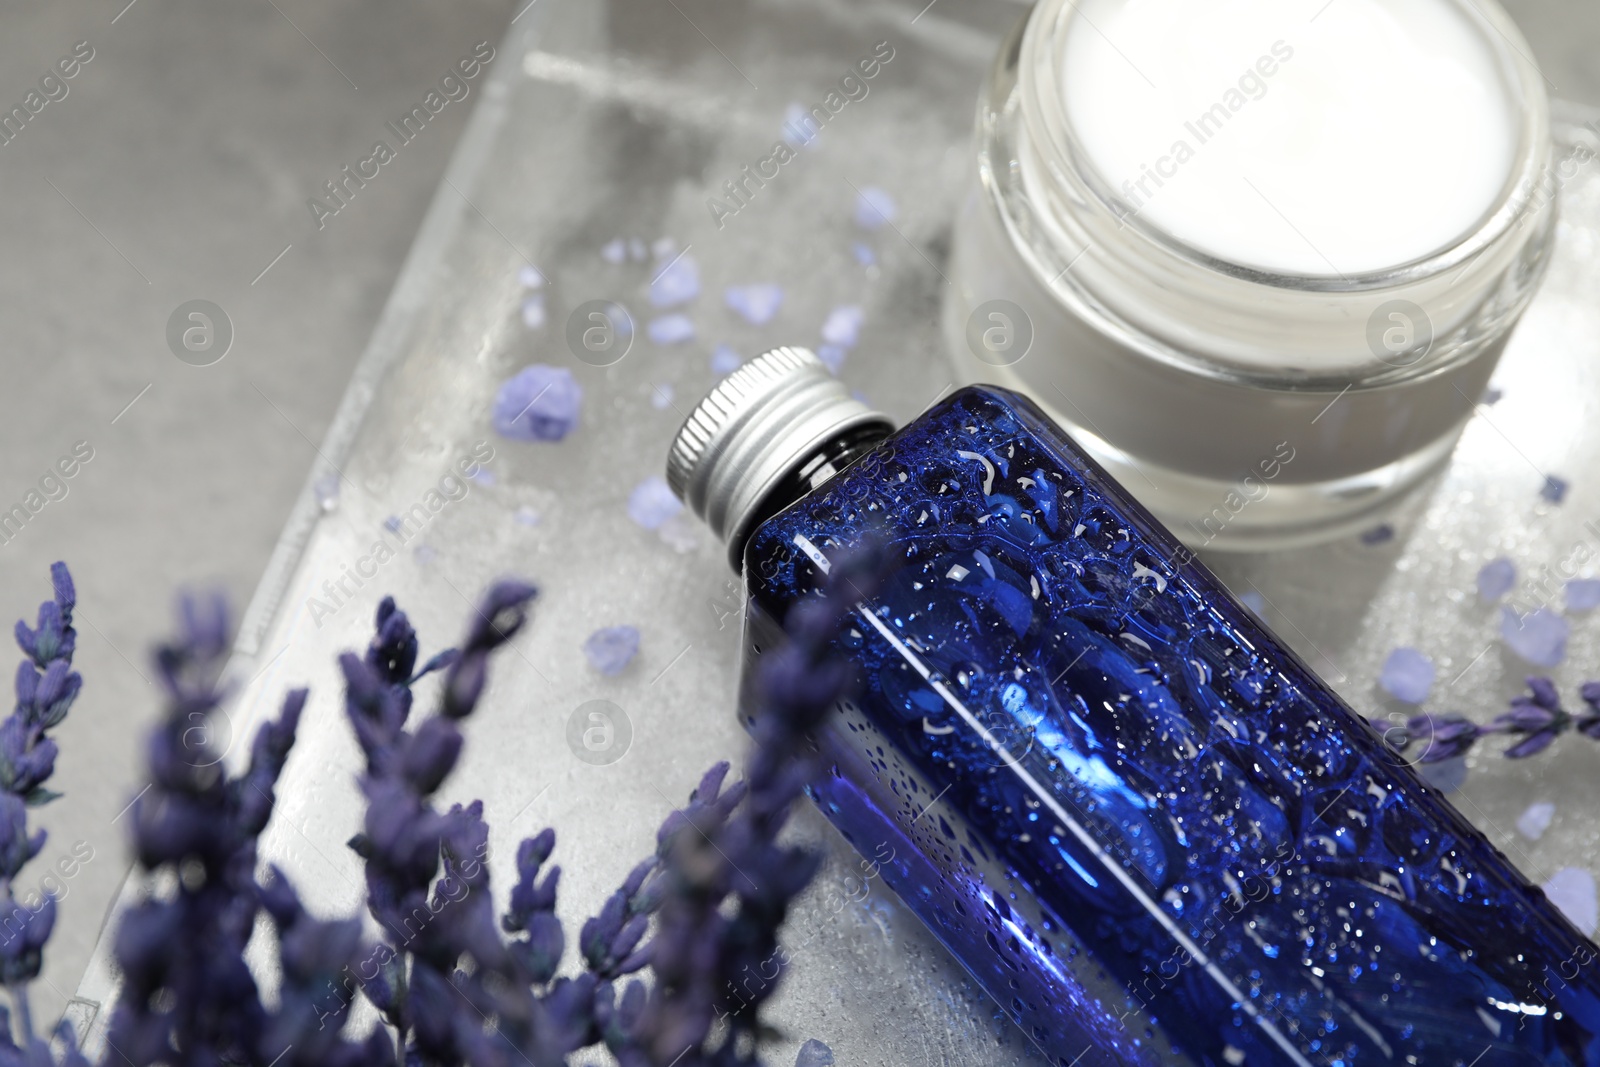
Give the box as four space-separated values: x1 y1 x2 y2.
70 1 1600 1063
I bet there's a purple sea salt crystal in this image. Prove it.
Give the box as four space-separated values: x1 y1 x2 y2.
1482 385 1504 405
1518 801 1557 840
513 504 541 527
517 264 545 289
313 472 339 512
1478 556 1517 601
1379 647 1434 704
852 241 876 267
493 364 583 442
1359 523 1395 545
584 626 640 676
1419 755 1469 794
782 102 816 148
650 252 700 308
1542 867 1598 937
816 344 847 375
725 283 784 325
796 1037 836 1067
711 344 743 375
821 305 864 348
1501 606 1569 666
648 314 695 345
854 186 897 230
1237 590 1267 617
521 293 547 330
656 512 699 554
1567 578 1600 612
1542 475 1570 504
628 476 682 530
651 383 675 411
602 238 627 264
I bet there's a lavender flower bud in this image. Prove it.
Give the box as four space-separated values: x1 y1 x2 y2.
1404 713 1481 763
400 718 462 795
49 562 75 619
1505 730 1561 759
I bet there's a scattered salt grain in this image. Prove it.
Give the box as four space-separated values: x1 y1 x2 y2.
783 103 817 148
1481 385 1504 405
628 475 682 530
384 515 404 534
1517 801 1556 840
602 239 627 265
651 384 675 411
1359 524 1394 546
822 305 864 348
651 237 677 259
628 238 648 262
493 365 583 442
852 241 876 267
517 264 545 289
817 345 847 375
657 511 699 554
1569 579 1600 612
1500 606 1569 667
584 625 640 676
1419 755 1468 794
854 186 897 230
413 545 438 566
1477 557 1516 602
468 467 495 487
1542 475 1570 504
1542 867 1598 937
520 294 547 330
648 314 695 345
1237 591 1267 617
725 283 784 325
513 505 541 527
711 344 743 375
650 252 700 308
313 472 340 513
1379 647 1434 704
795 1039 835 1067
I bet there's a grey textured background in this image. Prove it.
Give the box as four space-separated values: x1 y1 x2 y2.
0 0 1593 1031
0 0 515 1023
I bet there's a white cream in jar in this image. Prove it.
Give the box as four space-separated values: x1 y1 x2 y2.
944 0 1555 547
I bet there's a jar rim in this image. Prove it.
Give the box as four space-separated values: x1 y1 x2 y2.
1017 0 1554 294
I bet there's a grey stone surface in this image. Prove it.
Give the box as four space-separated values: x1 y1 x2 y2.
0 0 514 1026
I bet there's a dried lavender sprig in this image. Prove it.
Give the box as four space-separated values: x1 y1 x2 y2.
0 563 82 1048
629 544 884 1067
1393 675 1600 763
342 585 577 1067
107 593 386 1067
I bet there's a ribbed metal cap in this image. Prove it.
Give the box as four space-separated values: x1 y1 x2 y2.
668 347 893 568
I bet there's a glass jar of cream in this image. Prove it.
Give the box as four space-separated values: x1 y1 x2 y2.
943 0 1556 549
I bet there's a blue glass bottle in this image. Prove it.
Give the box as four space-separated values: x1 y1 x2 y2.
668 348 1600 1067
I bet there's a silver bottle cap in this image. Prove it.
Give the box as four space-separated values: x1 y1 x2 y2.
668 347 893 567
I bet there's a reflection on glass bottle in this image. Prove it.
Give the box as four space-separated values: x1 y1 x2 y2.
668 348 1600 1067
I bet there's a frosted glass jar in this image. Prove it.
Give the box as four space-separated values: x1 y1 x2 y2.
943 0 1556 549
